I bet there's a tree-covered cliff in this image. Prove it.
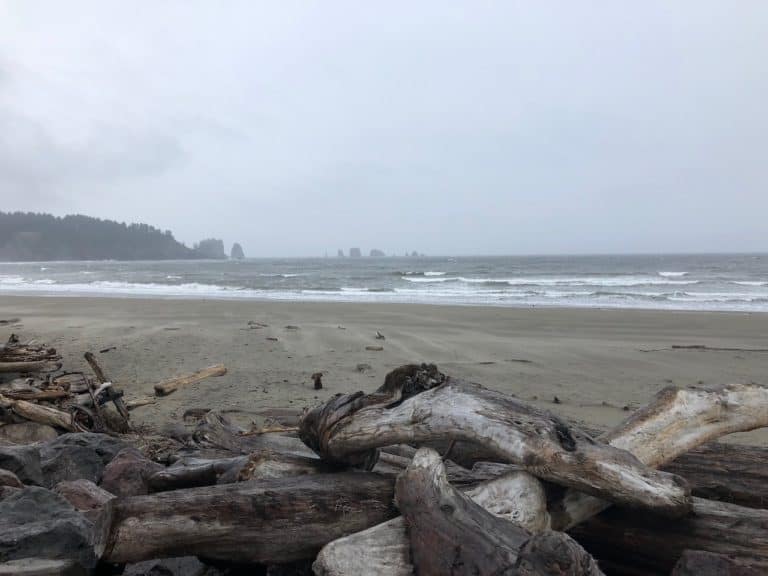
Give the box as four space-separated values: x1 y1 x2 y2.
0 212 225 261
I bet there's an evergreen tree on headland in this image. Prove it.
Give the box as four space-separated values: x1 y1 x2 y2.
0 211 225 261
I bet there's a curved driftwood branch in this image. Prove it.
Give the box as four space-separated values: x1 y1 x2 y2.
394 448 603 576
301 370 691 516
551 382 768 530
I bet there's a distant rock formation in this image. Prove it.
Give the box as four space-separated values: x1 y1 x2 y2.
230 243 245 260
193 238 226 259
349 248 362 258
337 249 345 258
369 249 385 257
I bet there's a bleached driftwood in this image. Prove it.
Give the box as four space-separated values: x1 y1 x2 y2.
314 517 412 576
394 448 603 576
300 369 691 516
0 395 78 432
312 379 768 576
551 382 768 530
153 364 227 396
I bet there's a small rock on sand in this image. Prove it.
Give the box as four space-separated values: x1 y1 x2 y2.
365 345 384 352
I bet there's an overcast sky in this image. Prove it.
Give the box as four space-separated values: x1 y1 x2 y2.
0 1 766 256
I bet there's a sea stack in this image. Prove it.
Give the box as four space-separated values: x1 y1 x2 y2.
230 243 245 260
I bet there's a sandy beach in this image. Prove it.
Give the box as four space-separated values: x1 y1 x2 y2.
1 295 767 440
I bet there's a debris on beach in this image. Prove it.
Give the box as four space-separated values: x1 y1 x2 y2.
2 333 768 575
153 364 227 397
365 345 384 352
375 331 386 340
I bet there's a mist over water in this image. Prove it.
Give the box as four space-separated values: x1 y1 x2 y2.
1 254 767 312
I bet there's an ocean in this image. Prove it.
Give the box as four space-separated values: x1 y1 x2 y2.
1 254 767 312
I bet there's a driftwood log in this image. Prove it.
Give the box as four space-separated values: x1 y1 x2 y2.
300 366 691 516
153 364 227 396
313 378 768 576
99 472 397 565
394 448 603 576
569 497 768 575
0 395 78 432
662 443 768 509
671 550 763 576
551 382 768 530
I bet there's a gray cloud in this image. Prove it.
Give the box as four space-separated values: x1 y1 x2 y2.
0 1 766 255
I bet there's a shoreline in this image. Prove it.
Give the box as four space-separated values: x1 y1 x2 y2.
2 295 767 444
1 290 765 315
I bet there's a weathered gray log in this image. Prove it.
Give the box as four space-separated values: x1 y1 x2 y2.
671 550 763 576
149 450 335 492
551 382 768 530
194 410 316 458
300 366 691 516
314 517 412 576
313 468 549 576
662 443 768 509
312 378 768 576
100 472 397 565
569 497 768 576
394 448 603 576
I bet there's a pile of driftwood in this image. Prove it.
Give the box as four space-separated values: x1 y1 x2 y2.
2 353 768 576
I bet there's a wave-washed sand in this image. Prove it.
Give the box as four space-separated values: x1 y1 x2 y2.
2 295 767 442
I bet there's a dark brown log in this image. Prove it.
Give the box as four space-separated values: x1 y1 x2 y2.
671 550 763 576
100 472 397 565
569 497 768 576
2 389 69 401
300 365 691 516
0 360 58 373
394 448 603 576
662 443 768 509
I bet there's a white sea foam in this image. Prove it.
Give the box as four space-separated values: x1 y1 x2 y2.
658 271 688 278
402 275 699 287
731 280 767 287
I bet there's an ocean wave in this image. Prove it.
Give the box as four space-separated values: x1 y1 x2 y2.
402 275 699 287
658 271 688 278
731 280 767 287
1 272 766 312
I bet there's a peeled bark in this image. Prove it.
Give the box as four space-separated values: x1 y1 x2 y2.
301 374 691 516
394 448 603 576
153 364 227 396
569 497 768 576
100 472 397 565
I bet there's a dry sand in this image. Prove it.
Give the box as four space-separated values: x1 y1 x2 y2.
1 295 767 441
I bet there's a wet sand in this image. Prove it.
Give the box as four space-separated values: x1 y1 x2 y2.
1 295 767 441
